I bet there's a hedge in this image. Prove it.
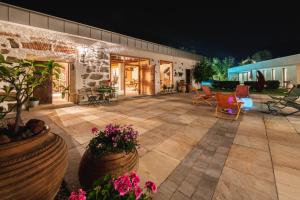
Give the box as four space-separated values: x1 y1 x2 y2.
212 81 240 90
244 80 280 90
244 81 257 91
266 80 280 89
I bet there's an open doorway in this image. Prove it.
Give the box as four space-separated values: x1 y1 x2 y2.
160 60 173 90
110 54 154 96
33 61 70 105
52 62 70 105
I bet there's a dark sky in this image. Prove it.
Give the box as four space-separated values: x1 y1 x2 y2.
2 0 300 61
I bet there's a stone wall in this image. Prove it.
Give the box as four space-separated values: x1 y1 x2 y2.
0 21 199 99
76 47 110 89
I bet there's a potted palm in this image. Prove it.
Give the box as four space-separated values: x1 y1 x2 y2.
0 54 68 200
79 124 139 188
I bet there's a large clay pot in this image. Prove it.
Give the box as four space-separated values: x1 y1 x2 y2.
0 129 68 200
79 149 139 187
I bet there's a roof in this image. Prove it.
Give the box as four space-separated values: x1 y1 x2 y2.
229 53 300 73
0 2 201 61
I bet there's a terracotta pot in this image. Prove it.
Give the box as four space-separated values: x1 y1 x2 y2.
79 149 139 187
0 129 68 200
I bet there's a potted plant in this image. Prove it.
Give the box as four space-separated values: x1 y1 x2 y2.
0 54 68 200
79 124 139 187
70 172 157 200
29 96 40 108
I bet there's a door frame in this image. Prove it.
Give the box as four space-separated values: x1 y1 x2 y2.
110 54 153 96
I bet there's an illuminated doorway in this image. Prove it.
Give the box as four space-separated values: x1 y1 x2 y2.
110 54 154 96
52 62 70 104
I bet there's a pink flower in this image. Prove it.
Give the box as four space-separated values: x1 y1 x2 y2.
129 172 140 187
134 186 143 200
91 127 99 135
113 175 132 196
69 189 86 200
145 180 157 193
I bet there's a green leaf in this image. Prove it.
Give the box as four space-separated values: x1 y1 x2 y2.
0 54 5 63
0 66 11 76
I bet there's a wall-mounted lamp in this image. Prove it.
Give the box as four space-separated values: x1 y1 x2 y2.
77 46 87 63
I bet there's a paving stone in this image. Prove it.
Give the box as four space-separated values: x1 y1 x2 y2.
155 180 178 200
171 191 190 200
192 160 209 172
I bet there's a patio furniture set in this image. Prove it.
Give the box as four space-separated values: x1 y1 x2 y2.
193 84 300 119
77 86 118 105
192 85 252 120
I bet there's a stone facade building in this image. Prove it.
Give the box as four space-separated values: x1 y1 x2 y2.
0 2 201 107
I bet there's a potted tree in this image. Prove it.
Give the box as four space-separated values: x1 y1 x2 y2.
0 54 68 200
79 124 139 188
193 57 215 89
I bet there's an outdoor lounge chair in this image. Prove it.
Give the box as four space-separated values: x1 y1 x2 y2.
264 85 300 115
235 85 250 98
215 92 243 120
192 85 215 106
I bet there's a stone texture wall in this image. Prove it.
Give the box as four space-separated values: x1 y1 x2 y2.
75 47 110 89
0 21 199 99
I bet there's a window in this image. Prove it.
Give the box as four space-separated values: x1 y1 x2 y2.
247 71 251 80
282 68 287 86
271 69 276 80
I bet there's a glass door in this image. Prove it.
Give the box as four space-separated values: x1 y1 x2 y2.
125 65 140 96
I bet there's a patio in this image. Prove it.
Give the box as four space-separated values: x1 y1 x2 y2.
22 94 300 200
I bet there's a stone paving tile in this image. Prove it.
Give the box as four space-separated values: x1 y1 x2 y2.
21 94 300 200
212 114 278 200
154 119 239 200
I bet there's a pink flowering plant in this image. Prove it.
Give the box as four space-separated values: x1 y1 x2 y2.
70 172 157 200
89 124 139 157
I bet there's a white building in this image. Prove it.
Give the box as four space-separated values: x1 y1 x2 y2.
228 53 300 87
0 2 201 106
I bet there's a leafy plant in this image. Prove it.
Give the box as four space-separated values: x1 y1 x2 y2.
212 57 235 80
70 172 157 200
0 54 51 133
193 57 215 83
89 124 139 157
34 60 63 88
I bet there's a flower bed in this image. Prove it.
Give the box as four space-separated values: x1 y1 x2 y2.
70 172 156 200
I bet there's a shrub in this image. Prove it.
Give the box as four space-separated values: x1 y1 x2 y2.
89 124 139 157
266 80 280 89
212 81 240 90
244 81 257 91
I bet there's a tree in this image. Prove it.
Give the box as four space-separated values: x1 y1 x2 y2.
0 54 51 133
252 50 272 62
193 57 215 83
240 57 256 65
212 57 235 80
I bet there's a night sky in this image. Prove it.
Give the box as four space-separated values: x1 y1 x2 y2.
2 0 300 62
